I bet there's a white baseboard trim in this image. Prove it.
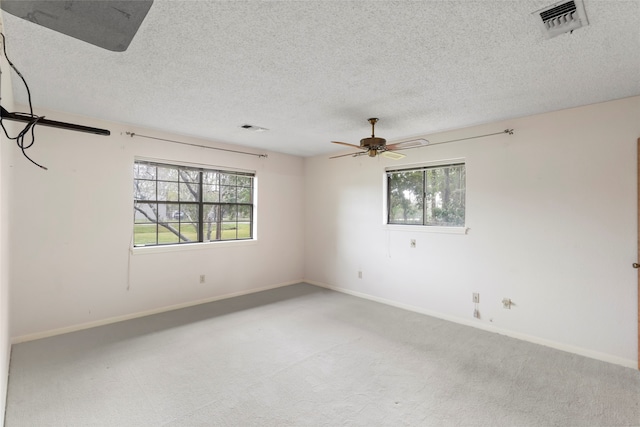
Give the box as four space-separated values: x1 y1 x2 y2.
11 280 302 344
307 280 637 370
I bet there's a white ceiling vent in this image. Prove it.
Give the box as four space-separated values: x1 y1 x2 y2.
533 0 589 39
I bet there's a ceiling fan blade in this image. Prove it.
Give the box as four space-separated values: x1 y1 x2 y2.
386 138 429 151
329 152 364 159
380 151 406 160
331 141 364 150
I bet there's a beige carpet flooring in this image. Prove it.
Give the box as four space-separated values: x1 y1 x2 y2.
5 283 640 426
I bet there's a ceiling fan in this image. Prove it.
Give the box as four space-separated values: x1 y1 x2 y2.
330 118 429 159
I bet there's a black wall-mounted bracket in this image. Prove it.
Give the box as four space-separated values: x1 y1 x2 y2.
1 106 110 136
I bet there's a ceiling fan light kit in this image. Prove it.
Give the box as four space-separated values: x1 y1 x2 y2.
380 151 406 160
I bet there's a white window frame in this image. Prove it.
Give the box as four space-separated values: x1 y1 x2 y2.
383 158 468 235
133 158 257 249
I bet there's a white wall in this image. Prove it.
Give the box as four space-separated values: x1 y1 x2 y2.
304 96 640 368
0 113 9 427
10 110 305 340
6 96 639 372
0 14 15 424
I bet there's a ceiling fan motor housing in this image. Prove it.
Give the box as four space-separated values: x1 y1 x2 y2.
360 137 387 149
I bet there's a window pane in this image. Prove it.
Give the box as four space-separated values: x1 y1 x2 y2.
388 170 424 224
203 171 218 185
158 224 180 244
179 182 199 202
222 205 237 221
134 179 156 200
134 202 157 223
221 205 238 240
203 184 219 202
221 186 236 203
179 170 200 183
134 223 157 246
204 225 217 242
238 205 251 221
220 173 236 186
159 203 179 223
157 181 179 202
134 163 156 179
237 222 251 239
157 203 197 243
425 165 465 227
221 222 238 240
237 176 252 187
179 223 199 242
204 204 218 223
202 205 218 241
157 166 178 181
181 204 200 224
237 187 252 203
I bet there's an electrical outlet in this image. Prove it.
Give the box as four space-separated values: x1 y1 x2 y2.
358 271 362 279
473 309 480 319
199 275 206 284
472 293 480 303
410 239 416 248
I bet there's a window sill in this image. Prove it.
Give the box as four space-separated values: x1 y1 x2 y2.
132 239 258 255
384 225 469 235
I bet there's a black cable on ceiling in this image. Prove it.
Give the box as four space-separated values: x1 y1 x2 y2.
0 32 48 170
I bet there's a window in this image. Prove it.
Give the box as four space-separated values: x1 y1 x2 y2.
134 160 254 246
387 163 465 227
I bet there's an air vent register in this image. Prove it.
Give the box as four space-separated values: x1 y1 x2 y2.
534 0 589 39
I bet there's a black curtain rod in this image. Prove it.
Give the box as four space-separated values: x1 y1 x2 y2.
0 106 110 136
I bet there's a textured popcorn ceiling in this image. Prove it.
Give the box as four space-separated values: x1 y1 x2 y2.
2 0 639 157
